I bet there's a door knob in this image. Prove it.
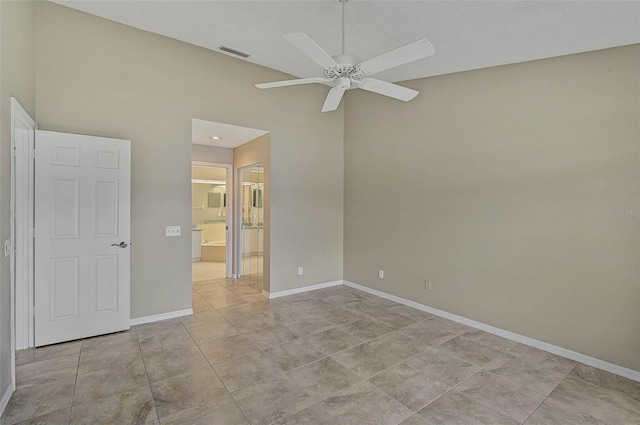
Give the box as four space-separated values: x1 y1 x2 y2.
111 242 128 248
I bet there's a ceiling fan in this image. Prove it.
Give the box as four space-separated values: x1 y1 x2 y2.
255 0 435 112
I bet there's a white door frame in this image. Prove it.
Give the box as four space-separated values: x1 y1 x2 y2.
10 98 37 373
191 161 233 278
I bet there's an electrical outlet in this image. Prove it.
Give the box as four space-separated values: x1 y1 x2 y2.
298 267 303 275
378 270 384 279
165 226 181 237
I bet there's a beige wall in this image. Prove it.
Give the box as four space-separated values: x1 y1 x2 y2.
35 2 344 317
192 144 233 165
192 166 226 181
344 45 640 370
234 134 271 291
0 0 35 401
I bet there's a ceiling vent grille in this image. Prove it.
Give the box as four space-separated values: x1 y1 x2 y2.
218 46 250 58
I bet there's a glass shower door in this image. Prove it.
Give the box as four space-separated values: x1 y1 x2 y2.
240 163 264 290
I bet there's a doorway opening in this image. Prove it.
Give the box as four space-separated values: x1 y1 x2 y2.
191 163 232 287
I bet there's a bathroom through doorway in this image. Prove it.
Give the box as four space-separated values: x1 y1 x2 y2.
191 163 232 286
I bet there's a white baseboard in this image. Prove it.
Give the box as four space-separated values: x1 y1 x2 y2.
130 308 194 326
343 280 640 383
0 382 15 418
266 280 343 299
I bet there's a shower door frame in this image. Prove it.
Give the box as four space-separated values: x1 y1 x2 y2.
235 163 264 285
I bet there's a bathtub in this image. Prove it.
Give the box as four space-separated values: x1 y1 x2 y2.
201 240 226 262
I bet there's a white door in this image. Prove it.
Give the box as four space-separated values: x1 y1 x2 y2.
35 130 131 346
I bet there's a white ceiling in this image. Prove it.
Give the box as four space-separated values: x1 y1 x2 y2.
52 1 640 83
192 118 268 149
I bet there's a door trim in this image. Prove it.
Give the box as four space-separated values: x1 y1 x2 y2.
191 161 233 278
10 98 37 385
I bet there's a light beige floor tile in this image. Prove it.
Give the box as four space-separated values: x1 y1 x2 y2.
460 330 517 352
16 354 78 390
400 319 462 346
244 324 299 349
406 346 480 386
223 312 279 333
1 377 75 425
486 351 569 396
416 391 519 425
286 357 361 402
339 318 394 341
370 363 450 411
191 292 214 313
15 342 81 367
81 330 137 352
368 332 429 361
134 319 184 341
231 374 315 425
261 338 325 372
546 374 640 425
7 284 636 425
74 359 148 404
508 344 576 374
13 409 70 425
385 305 433 322
275 381 413 425
186 320 241 344
142 344 209 382
456 370 546 423
212 351 281 392
69 386 157 425
331 341 402 379
149 367 227 419
370 310 418 330
179 309 226 330
398 415 429 425
159 393 248 425
570 363 640 402
282 315 337 336
138 327 195 353
198 334 259 364
437 335 503 366
303 327 366 355
78 341 141 375
524 398 613 425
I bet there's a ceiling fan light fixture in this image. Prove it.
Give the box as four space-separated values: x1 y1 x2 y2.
334 77 351 90
254 0 435 112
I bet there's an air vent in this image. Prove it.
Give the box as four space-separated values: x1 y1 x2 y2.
218 46 250 58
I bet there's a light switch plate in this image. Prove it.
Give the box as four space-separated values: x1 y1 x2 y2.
165 226 181 237
4 239 11 257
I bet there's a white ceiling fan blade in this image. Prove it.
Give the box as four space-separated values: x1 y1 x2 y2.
359 38 435 75
255 77 330 89
359 78 419 102
283 33 339 69
321 87 346 112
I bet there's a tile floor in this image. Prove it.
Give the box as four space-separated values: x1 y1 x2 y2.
2 281 639 425
192 261 226 282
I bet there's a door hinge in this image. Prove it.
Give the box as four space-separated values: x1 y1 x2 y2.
30 305 35 317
